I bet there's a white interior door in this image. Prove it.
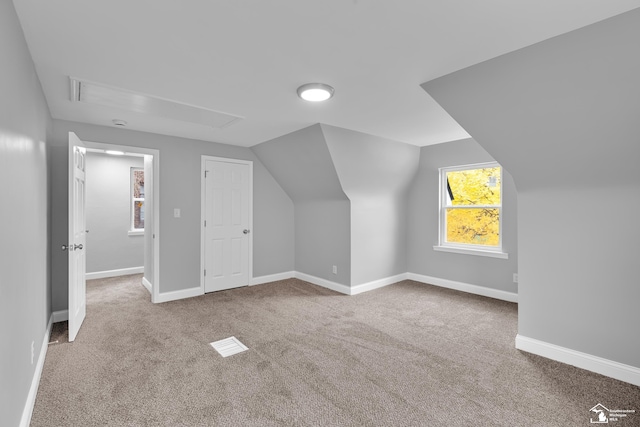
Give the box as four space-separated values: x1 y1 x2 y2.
204 159 251 293
68 132 87 342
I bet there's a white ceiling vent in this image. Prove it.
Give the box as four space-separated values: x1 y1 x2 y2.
70 78 243 129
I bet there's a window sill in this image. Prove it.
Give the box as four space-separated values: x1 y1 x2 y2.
433 245 508 259
128 230 144 236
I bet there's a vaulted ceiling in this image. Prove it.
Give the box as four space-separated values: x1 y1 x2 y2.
13 1 640 147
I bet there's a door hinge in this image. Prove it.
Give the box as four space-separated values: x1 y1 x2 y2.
204 220 206 227
205 170 208 178
204 269 206 277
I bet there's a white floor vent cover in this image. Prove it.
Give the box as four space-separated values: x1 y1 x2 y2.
210 336 248 357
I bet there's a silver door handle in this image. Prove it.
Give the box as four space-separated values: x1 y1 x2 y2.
74 244 83 250
62 244 69 251
243 229 250 234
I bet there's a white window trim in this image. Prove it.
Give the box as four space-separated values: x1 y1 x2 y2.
436 161 508 259
433 245 508 259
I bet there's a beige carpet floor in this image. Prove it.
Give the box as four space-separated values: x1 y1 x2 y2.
32 275 639 426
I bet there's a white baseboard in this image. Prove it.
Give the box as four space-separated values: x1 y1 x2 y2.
86 266 144 280
154 286 203 304
250 271 295 286
350 273 408 295
407 273 518 303
150 271 516 304
141 277 152 294
515 334 640 387
20 316 52 427
52 310 68 323
250 271 511 302
294 272 351 295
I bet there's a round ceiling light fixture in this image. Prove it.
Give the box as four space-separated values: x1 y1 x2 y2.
112 119 127 127
297 83 335 102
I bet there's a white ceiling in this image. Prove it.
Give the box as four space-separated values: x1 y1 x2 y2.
13 1 640 147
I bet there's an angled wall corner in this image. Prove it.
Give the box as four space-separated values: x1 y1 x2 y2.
251 123 424 288
251 124 351 285
320 124 420 286
420 8 640 370
421 8 640 193
251 124 349 202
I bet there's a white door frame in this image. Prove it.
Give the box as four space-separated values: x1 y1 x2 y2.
81 140 161 303
200 155 253 293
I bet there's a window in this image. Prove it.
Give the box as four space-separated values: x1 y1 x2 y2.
435 162 507 258
131 168 144 233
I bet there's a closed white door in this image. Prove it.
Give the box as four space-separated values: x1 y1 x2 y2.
204 159 251 292
68 132 87 342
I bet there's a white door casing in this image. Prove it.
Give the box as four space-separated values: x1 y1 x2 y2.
68 132 87 342
202 157 252 293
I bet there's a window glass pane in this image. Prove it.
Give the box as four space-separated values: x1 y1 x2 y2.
446 167 501 206
133 169 144 198
446 208 499 246
134 201 145 229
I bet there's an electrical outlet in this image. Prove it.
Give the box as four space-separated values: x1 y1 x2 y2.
174 208 181 218
332 265 337 275
513 273 518 284
31 341 35 365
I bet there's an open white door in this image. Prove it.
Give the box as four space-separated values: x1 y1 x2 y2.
203 158 252 293
68 132 87 342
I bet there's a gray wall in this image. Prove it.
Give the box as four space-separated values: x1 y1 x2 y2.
0 0 52 424
251 124 348 201
321 125 420 285
252 124 352 285
295 200 351 284
422 9 640 367
51 119 294 311
85 152 144 273
407 139 518 293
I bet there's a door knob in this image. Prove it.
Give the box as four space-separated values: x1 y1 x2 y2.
243 229 250 234
74 244 83 250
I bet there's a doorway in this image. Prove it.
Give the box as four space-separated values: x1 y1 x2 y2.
84 150 145 280
70 137 161 305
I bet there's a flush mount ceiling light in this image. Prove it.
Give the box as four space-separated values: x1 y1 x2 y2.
297 83 335 102
112 119 127 127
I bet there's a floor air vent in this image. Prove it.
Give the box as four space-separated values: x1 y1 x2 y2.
210 336 248 357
